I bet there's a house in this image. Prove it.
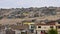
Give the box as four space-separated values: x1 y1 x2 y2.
10 24 29 34
23 21 36 34
0 24 29 34
0 24 5 34
35 21 56 34
56 19 60 34
5 29 15 34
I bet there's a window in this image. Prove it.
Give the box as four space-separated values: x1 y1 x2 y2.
30 29 34 33
58 22 60 24
58 26 60 28
31 26 34 28
50 26 53 28
31 25 34 29
38 26 41 28
32 19 36 22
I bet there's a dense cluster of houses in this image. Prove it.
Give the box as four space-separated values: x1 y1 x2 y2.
0 7 60 19
0 7 60 34
0 19 60 34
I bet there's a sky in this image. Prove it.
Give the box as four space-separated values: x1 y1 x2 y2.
0 0 60 8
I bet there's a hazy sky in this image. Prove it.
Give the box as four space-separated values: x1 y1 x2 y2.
0 0 60 8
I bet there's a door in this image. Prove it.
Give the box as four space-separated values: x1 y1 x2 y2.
21 32 27 34
41 30 45 34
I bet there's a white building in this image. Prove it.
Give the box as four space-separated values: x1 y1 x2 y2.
35 21 56 34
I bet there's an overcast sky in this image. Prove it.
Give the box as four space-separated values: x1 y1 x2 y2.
0 0 60 8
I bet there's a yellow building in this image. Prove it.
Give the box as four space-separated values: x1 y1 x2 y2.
23 22 34 25
23 22 35 34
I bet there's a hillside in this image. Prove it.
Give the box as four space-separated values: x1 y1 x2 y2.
0 7 60 24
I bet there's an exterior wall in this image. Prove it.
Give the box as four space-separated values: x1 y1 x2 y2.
36 25 56 30
37 30 41 34
29 24 36 34
56 26 60 34
56 22 60 25
0 29 6 34
29 24 31 29
36 25 56 34
5 29 15 34
29 24 35 29
24 22 35 34
23 22 34 25
15 30 21 34
56 12 60 15
15 30 27 34
56 22 60 34
57 29 60 34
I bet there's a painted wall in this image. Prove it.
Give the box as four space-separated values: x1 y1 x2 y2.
36 25 56 30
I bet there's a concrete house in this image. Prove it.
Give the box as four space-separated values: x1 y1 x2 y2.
10 24 29 34
5 29 15 34
23 21 36 34
35 21 56 34
0 24 5 34
56 19 60 34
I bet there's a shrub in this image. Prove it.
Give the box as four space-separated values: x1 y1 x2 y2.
48 28 58 34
